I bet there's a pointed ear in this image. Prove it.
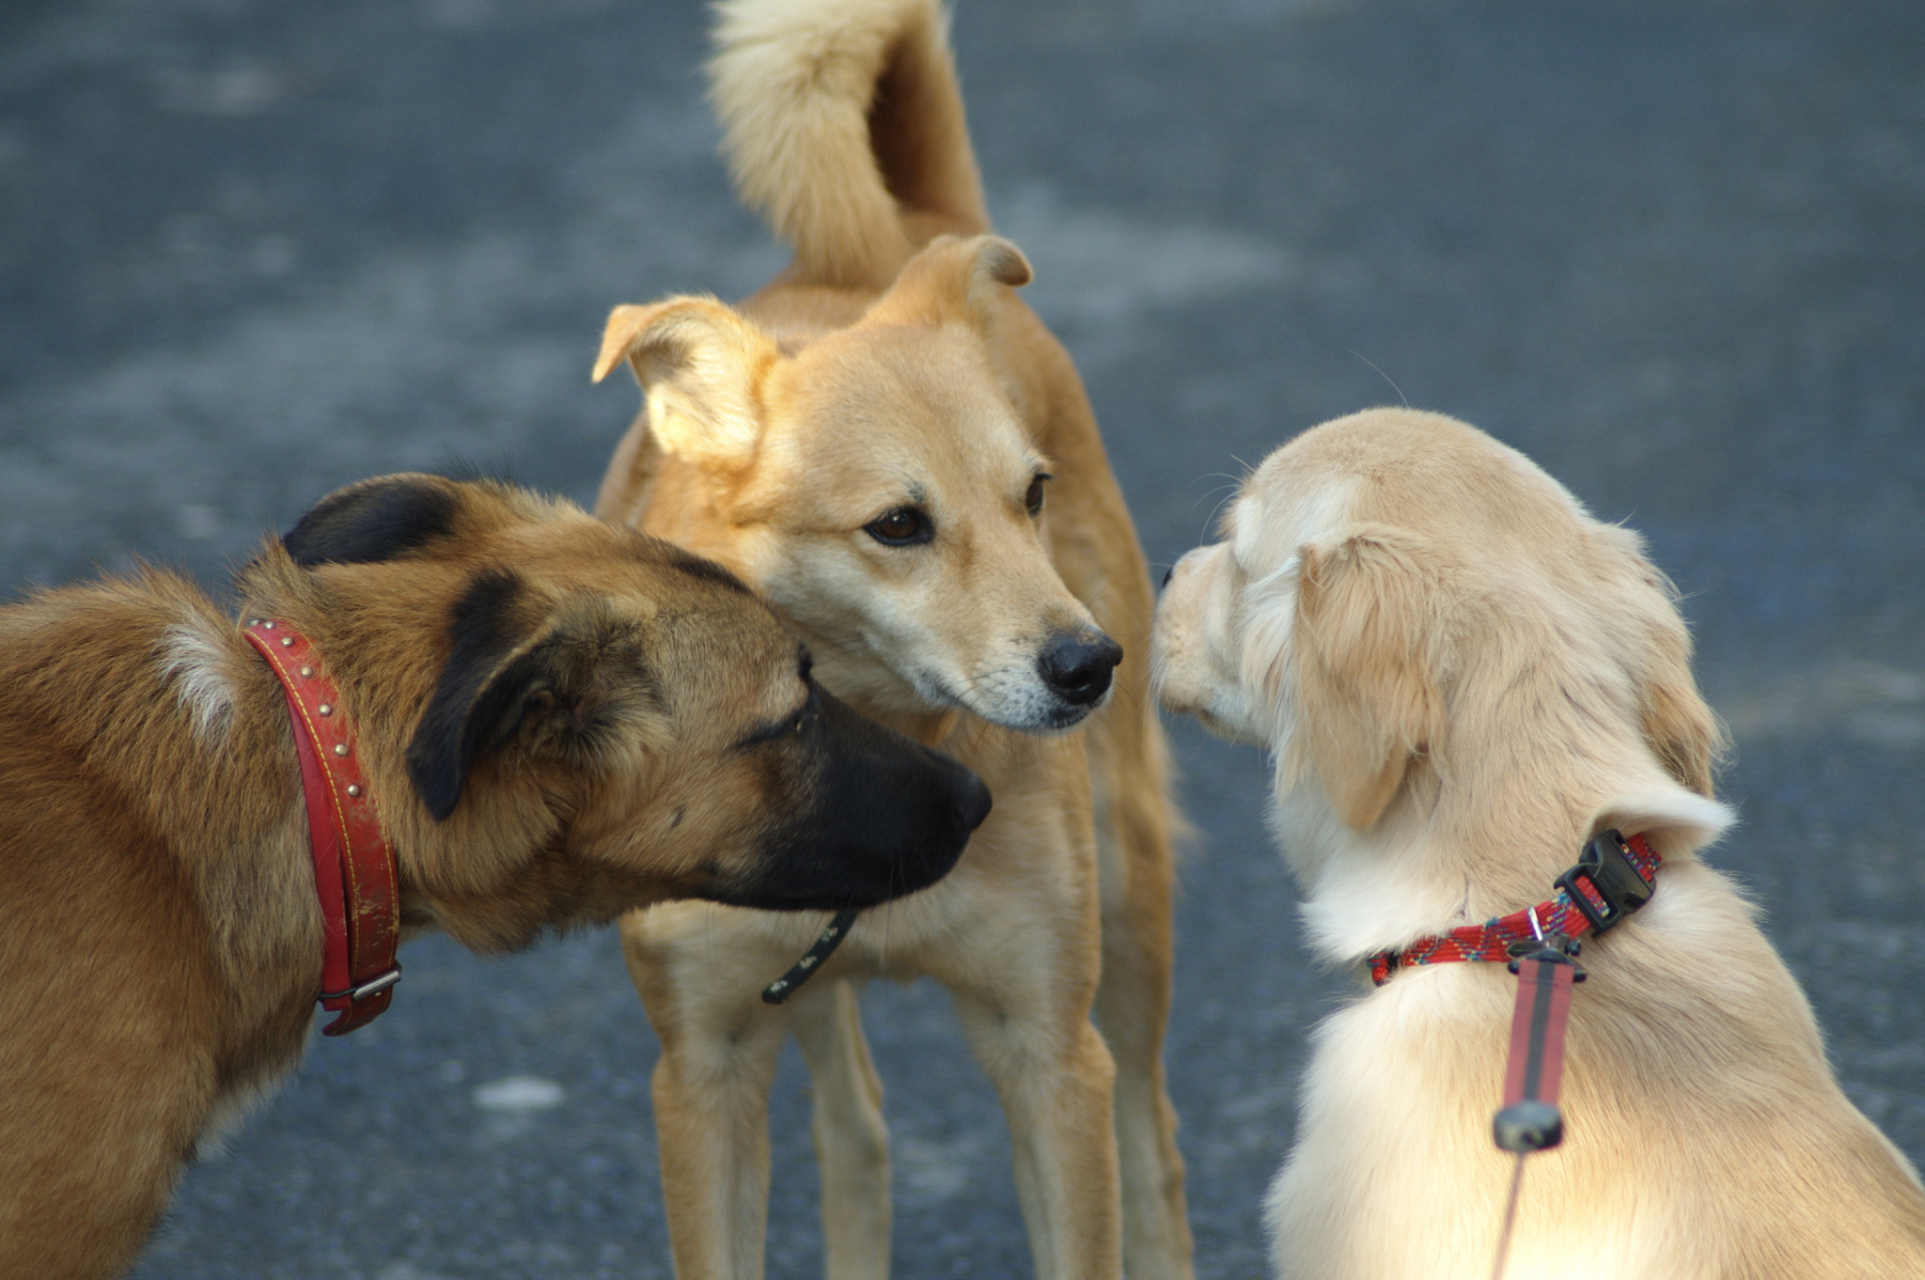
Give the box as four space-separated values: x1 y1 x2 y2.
591 296 780 473
406 571 650 821
861 234 1031 332
1287 525 1444 830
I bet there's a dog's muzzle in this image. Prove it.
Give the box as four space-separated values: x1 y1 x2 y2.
1037 629 1123 708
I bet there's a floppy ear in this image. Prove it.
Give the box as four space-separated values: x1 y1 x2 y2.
284 474 460 567
405 570 647 821
1287 524 1444 830
1635 604 1726 799
1590 524 1726 799
861 234 1032 332
591 296 781 473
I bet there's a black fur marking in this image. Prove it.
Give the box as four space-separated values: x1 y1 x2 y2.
284 476 459 568
661 546 752 596
406 569 532 821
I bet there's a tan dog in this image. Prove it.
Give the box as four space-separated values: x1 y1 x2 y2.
0 473 989 1280
588 1 1188 1277
1153 408 1925 1279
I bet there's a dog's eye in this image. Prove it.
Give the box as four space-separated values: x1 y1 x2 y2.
1025 474 1050 517
865 507 932 547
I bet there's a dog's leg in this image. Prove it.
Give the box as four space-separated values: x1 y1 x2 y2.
648 1008 787 1280
628 920 789 1280
951 966 1123 1280
789 978 890 1280
1087 702 1195 1280
1096 882 1194 1280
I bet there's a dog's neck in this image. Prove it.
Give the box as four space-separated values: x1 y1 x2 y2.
1276 748 1730 969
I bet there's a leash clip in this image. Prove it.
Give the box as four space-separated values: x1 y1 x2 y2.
1504 932 1585 982
1554 828 1653 936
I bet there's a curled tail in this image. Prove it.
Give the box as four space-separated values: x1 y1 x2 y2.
708 0 988 289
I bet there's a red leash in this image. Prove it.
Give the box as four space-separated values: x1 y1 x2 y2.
1489 952 1580 1280
243 619 401 1035
1367 831 1661 1280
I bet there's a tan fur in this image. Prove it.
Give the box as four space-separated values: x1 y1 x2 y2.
1152 408 1925 1279
0 474 981 1280
590 1 1189 1276
707 0 987 289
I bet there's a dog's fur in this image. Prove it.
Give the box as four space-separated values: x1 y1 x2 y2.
0 474 989 1280
1152 408 1925 1279
589 1 1188 1276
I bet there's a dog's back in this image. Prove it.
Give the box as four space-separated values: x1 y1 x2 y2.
0 574 308 1280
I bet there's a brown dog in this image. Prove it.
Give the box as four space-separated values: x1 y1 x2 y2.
0 473 988 1280
1153 408 1925 1278
588 2 1188 1277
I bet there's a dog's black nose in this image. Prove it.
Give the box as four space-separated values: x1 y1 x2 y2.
1038 630 1123 707
1161 565 1175 588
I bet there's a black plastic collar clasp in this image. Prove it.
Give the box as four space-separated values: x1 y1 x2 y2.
1505 931 1587 982
1555 829 1654 936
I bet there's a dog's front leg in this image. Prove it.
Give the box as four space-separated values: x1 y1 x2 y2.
1096 888 1194 1280
789 977 890 1280
953 976 1123 1280
640 980 788 1280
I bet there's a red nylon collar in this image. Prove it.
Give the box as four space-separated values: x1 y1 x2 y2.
243 619 401 1035
1368 833 1660 986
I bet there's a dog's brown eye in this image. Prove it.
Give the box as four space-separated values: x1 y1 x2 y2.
1025 474 1050 517
865 507 932 547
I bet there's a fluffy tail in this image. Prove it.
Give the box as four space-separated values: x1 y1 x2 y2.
708 0 989 289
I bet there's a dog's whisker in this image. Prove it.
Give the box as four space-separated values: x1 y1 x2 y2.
1345 350 1410 408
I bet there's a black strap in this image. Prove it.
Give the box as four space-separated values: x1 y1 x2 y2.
761 910 859 1004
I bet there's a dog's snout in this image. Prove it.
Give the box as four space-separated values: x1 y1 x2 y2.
953 764 994 835
1038 630 1123 707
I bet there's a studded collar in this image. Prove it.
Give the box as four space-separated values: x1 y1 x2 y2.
242 619 401 1034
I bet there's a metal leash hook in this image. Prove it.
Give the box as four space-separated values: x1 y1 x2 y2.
1490 934 1583 1280
761 909 860 1004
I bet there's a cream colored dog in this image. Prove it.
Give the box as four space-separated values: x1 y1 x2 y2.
587 1 1188 1278
1153 407 1925 1279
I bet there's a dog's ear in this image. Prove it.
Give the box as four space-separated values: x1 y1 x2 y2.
1286 525 1444 830
862 234 1032 333
591 297 781 473
1587 524 1726 799
284 474 461 567
1634 593 1726 800
406 570 649 821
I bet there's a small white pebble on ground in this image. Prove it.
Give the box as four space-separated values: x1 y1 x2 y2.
472 1075 565 1113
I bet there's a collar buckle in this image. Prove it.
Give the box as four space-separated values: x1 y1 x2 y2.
323 964 404 1004
1554 829 1654 936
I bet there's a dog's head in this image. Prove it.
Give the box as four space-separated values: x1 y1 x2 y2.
593 235 1120 733
1155 409 1729 870
259 474 990 952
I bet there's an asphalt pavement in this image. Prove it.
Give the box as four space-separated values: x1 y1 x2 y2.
3 1 1922 1277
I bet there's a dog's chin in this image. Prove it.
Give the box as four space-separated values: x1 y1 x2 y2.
909 670 1109 735
1165 698 1270 749
980 683 1113 734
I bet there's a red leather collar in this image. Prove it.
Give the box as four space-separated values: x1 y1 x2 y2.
1368 832 1660 986
243 619 401 1035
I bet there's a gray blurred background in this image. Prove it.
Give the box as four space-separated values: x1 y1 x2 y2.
3 1 1921 1277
